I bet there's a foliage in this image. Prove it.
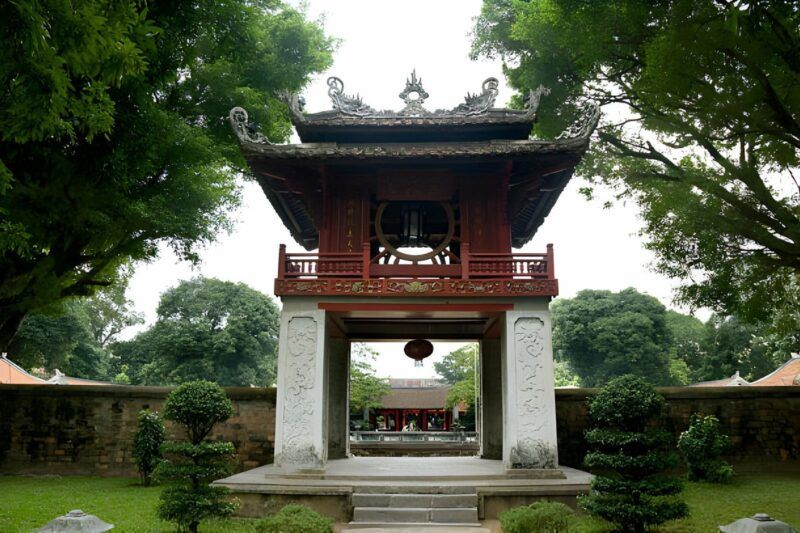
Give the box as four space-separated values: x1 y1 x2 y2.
696 314 781 382
0 0 334 351
157 381 237 533
434 344 477 384
579 375 687 533
348 343 390 419
255 504 332 533
552 288 673 386
500 500 576 533
133 409 166 487
678 414 734 483
113 278 279 386
4 473 800 532
163 381 234 444
665 311 706 383
5 274 140 380
554 359 580 387
437 344 478 430
473 0 800 327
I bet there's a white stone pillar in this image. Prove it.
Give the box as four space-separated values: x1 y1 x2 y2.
501 311 558 469
274 310 328 470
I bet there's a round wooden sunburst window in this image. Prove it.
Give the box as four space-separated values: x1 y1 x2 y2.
374 201 455 262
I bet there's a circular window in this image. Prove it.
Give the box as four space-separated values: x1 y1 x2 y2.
374 201 455 262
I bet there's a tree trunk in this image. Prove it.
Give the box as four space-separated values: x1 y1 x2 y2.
189 521 198 533
0 311 26 353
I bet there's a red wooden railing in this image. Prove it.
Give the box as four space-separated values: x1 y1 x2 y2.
278 243 555 281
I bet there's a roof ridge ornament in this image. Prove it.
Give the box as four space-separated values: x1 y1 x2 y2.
452 77 499 115
398 69 430 116
556 100 601 140
229 107 269 144
327 76 376 117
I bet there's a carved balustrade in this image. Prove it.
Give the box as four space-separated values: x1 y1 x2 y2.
276 243 558 297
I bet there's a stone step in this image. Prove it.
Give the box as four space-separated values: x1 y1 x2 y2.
352 493 478 509
352 506 479 524
342 524 489 531
349 485 478 495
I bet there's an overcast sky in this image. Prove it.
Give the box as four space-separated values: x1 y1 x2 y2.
125 1 696 379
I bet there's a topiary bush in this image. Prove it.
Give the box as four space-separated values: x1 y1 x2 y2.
499 500 576 533
133 409 165 486
156 381 238 533
579 374 688 533
255 504 333 533
678 413 734 483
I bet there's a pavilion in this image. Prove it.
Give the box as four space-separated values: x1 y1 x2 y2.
216 73 599 525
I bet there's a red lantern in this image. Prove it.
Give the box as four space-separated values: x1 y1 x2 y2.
404 339 434 367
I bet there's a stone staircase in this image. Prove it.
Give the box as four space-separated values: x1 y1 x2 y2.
349 490 480 528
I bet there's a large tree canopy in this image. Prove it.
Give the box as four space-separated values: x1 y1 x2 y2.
0 0 334 350
113 278 280 386
8 275 141 379
473 0 800 322
552 288 674 386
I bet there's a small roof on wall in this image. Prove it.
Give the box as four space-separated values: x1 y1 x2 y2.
230 72 599 251
751 354 800 386
0 354 48 384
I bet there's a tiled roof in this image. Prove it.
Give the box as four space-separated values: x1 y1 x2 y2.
380 387 450 409
0 356 48 384
751 355 800 386
689 371 750 387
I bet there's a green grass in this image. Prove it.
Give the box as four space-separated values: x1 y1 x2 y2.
1 472 799 532
572 470 800 532
0 476 260 532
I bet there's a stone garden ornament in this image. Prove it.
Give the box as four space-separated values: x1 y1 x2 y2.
720 513 797 533
38 509 114 532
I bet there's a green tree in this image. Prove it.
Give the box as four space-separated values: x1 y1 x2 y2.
156 381 236 533
0 0 333 350
580 375 687 532
473 0 800 324
8 275 146 379
114 278 279 386
697 314 780 382
434 344 478 385
348 343 390 420
133 409 166 487
667 310 706 385
552 288 673 386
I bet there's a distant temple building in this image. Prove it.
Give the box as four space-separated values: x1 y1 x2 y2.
689 354 800 387
370 378 467 432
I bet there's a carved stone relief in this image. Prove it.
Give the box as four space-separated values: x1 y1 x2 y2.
511 316 556 468
279 316 320 466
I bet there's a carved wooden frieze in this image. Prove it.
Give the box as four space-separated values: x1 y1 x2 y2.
275 278 558 297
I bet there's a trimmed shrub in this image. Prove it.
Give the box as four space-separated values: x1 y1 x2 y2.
256 504 333 533
579 375 688 533
156 381 238 533
133 409 165 486
499 500 575 533
678 413 735 483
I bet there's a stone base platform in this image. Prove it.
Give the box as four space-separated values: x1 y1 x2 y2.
213 457 591 522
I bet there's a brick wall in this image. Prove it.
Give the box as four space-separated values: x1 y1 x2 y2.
556 386 800 467
0 385 275 476
1 385 798 476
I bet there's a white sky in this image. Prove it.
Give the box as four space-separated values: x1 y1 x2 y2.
125 0 701 379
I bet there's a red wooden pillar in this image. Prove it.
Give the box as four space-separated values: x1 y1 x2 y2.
362 242 371 279
278 243 286 279
546 243 554 279
461 242 470 279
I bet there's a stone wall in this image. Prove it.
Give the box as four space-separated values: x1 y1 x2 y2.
1 385 798 476
0 384 276 476
556 386 800 468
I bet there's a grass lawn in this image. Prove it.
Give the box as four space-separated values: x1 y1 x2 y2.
1 471 798 532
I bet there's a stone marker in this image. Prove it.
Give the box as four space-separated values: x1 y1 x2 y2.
37 509 114 532
720 513 797 533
